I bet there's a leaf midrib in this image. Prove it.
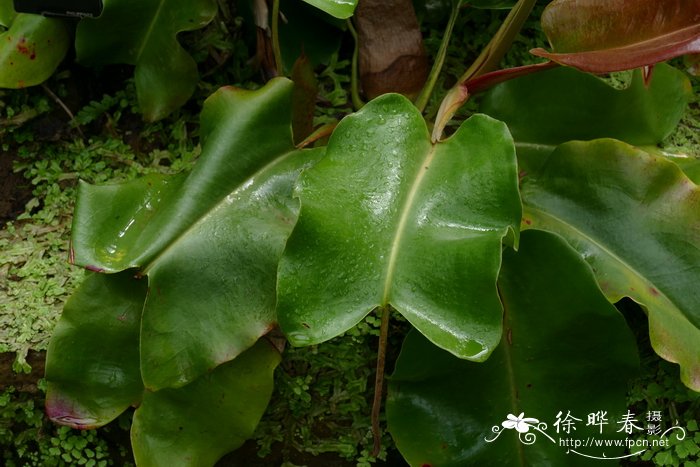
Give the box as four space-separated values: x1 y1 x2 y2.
498 283 528 467
134 0 166 62
380 144 437 305
524 204 683 318
141 148 299 274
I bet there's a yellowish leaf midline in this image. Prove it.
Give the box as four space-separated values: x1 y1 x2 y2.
141 148 300 275
381 144 438 305
524 205 680 314
135 0 167 62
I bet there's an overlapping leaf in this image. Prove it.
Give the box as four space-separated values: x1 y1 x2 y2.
520 140 700 390
69 78 322 390
45 272 146 428
302 0 358 19
480 63 700 390
277 93 521 361
531 0 700 72
387 231 639 466
131 339 280 466
0 1 69 88
45 271 280 465
480 64 692 174
75 0 217 121
279 0 346 70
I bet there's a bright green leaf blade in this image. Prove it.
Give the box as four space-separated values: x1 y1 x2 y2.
73 78 297 272
302 0 358 19
521 139 700 390
387 230 639 466
71 79 323 390
0 13 69 88
75 0 217 120
131 339 281 467
666 154 700 185
140 145 321 389
45 272 146 429
480 64 692 173
532 0 700 73
0 0 16 25
278 94 521 361
70 173 185 273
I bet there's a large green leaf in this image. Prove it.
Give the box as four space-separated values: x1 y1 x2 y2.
45 272 146 428
279 0 346 71
277 94 521 361
0 4 69 88
75 0 217 121
0 0 14 24
131 339 280 466
70 78 322 390
521 139 700 390
387 231 639 466
45 272 280 465
531 0 700 72
479 64 692 173
302 0 358 19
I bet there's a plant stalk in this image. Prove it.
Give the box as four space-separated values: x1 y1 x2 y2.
371 305 391 457
347 19 365 110
414 1 461 112
432 0 537 141
271 0 283 76
457 0 537 84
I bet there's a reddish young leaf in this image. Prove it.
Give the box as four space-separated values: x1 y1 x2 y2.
531 0 700 73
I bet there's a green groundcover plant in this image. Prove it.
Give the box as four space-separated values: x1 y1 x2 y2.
2 0 699 465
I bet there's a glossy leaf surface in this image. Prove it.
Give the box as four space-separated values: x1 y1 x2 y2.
521 140 700 390
480 64 692 173
531 0 700 72
45 273 279 464
278 94 521 361
0 8 69 88
70 79 322 390
45 272 146 429
387 231 639 466
131 339 280 466
302 0 358 19
75 0 217 120
667 154 700 184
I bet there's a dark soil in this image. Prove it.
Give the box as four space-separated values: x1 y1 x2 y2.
0 350 46 393
0 149 33 224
